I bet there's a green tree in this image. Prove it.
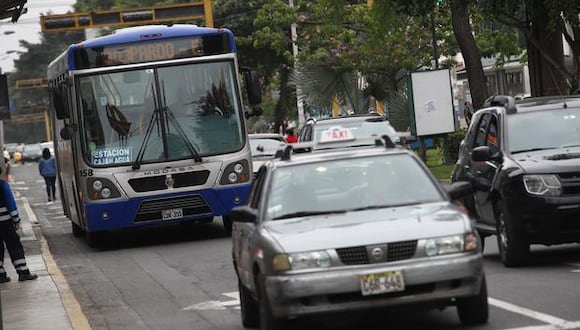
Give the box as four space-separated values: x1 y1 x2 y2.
6 29 84 143
480 0 580 95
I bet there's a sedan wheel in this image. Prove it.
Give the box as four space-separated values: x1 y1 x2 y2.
456 276 489 325
495 200 530 267
257 275 288 330
239 279 259 328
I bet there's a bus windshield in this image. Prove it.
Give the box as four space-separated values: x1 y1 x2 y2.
78 60 244 167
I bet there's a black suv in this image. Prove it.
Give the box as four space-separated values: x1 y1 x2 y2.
451 95 580 267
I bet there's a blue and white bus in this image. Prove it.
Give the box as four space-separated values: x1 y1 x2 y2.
47 24 262 246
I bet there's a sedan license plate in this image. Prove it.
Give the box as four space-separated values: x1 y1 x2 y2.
162 208 183 220
360 270 405 296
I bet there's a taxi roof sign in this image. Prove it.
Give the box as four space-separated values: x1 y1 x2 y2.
319 127 356 143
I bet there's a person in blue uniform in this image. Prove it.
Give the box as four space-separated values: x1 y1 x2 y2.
0 166 38 283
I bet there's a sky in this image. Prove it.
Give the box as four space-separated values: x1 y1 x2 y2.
0 0 76 73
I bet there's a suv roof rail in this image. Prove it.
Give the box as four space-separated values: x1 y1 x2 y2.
484 95 517 114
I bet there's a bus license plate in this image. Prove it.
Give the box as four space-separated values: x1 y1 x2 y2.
360 270 405 296
162 208 183 220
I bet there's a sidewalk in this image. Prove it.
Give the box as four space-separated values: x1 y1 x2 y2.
0 193 80 330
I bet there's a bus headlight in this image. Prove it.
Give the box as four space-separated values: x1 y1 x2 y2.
87 177 121 200
92 180 103 191
101 188 112 198
219 160 250 185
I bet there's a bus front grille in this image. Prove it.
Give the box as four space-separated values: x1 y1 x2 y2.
133 195 212 223
129 170 210 192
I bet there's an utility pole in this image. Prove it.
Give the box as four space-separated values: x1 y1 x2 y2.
289 0 305 127
0 70 8 179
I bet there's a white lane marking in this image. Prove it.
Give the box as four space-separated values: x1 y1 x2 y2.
565 263 580 273
183 291 240 311
13 186 29 190
12 181 26 185
20 197 38 240
501 321 580 330
489 298 570 326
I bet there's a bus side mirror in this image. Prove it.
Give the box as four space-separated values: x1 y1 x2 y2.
241 68 262 106
60 126 73 140
51 88 69 120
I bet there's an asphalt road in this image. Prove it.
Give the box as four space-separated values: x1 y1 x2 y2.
11 163 580 330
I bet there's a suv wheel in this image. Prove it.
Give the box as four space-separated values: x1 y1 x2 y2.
496 200 530 267
456 276 489 325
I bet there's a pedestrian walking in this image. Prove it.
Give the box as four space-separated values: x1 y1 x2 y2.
0 167 38 283
38 147 57 202
285 128 298 143
464 101 473 127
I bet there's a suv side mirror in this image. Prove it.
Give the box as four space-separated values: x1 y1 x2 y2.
472 146 503 163
446 181 473 200
230 205 258 223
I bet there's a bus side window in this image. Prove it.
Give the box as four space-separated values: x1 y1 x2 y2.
51 85 70 119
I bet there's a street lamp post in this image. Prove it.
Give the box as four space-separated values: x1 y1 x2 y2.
289 0 305 127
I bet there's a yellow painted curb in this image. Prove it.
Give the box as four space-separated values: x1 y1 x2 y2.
40 235 92 330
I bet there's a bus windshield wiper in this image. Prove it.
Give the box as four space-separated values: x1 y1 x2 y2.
132 85 202 171
164 105 202 163
272 210 347 220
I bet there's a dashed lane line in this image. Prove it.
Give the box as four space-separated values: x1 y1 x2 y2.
501 322 580 330
183 293 580 330
489 298 578 329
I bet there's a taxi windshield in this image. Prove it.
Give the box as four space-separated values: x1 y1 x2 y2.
266 154 443 220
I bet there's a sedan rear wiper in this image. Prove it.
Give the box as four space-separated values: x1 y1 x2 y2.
511 147 557 154
272 210 347 220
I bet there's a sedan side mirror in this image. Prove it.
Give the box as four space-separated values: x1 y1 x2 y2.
471 146 503 163
446 181 473 200
230 205 258 223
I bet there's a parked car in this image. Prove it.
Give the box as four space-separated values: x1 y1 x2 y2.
297 114 401 150
21 143 42 163
40 141 55 156
232 138 487 329
4 143 23 162
451 95 580 267
248 134 287 177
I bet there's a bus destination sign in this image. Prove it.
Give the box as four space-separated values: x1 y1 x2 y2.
75 35 231 69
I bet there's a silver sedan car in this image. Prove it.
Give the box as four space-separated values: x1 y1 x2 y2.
231 141 488 329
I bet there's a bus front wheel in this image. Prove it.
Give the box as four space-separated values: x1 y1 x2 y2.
86 230 104 248
71 221 83 237
223 216 233 235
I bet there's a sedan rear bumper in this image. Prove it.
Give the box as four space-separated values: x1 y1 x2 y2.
265 252 483 318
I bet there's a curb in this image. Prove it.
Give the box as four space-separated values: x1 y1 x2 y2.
21 195 92 330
